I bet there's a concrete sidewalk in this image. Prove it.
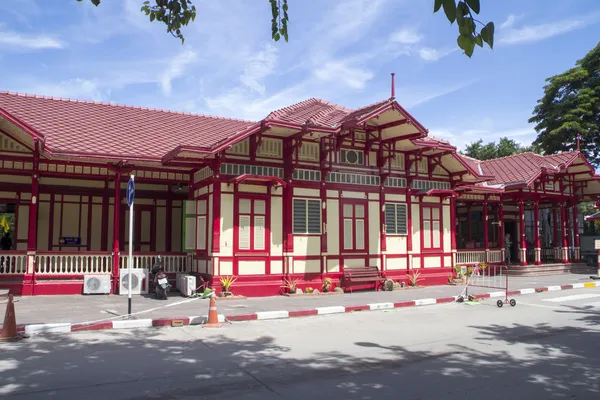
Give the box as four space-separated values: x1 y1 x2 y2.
6 273 596 326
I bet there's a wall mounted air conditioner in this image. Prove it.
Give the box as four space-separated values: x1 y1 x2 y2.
180 275 197 297
119 269 148 295
83 275 111 294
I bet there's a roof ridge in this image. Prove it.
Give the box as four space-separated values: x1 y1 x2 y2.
350 98 390 113
266 97 352 120
480 151 536 164
0 91 257 124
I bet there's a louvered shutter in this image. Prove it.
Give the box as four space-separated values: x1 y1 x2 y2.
397 204 407 234
293 199 307 233
196 216 206 250
254 216 265 250
355 219 365 250
307 200 321 233
343 219 353 250
239 215 251 250
385 204 396 234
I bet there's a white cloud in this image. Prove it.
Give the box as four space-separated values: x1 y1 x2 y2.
402 79 478 108
160 49 198 96
498 14 600 45
21 78 105 101
314 62 374 89
389 28 423 45
500 14 523 29
240 44 278 95
0 31 63 50
418 47 442 61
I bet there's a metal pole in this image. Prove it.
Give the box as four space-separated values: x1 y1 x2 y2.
128 175 134 316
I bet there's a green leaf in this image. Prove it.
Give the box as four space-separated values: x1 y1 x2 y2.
474 34 483 47
481 22 495 49
466 0 480 14
91 0 101 5
150 13 155 22
434 0 443 12
457 34 475 57
442 0 457 23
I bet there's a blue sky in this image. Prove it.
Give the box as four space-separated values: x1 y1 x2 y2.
1 0 599 152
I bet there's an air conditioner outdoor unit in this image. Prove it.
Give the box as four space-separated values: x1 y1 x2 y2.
119 269 149 295
176 272 188 290
180 275 197 297
83 275 111 294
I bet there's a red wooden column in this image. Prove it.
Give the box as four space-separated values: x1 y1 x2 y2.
518 199 527 266
450 196 457 267
498 202 505 263
552 204 559 261
572 202 580 262
483 200 489 261
533 201 541 265
111 171 121 294
560 202 569 263
24 139 40 295
466 203 472 242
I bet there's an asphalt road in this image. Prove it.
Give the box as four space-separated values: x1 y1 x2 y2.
2 288 600 399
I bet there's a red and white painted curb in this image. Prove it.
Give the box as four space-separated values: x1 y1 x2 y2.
5 281 600 336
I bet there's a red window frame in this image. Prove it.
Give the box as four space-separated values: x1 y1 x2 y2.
421 204 442 251
234 195 269 255
340 200 368 253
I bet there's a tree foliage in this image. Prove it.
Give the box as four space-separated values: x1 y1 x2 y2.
78 0 493 57
529 42 600 168
462 137 539 161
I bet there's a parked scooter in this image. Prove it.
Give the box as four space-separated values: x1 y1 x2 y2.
150 255 170 300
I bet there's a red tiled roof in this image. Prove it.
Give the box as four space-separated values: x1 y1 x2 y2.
467 151 583 186
0 92 257 160
265 98 351 127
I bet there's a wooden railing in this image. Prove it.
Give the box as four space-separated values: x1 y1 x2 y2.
0 252 28 274
36 252 112 275
456 250 486 265
456 249 503 265
119 253 188 273
487 249 503 263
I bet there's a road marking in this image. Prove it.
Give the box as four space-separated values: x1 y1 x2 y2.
518 302 558 309
543 293 600 303
584 282 597 288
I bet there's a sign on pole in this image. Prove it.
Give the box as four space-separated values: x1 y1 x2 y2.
127 175 135 316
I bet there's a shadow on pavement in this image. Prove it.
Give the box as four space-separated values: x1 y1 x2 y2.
1 304 599 399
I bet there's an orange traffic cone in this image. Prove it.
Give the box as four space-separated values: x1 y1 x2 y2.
0 294 22 342
203 294 223 328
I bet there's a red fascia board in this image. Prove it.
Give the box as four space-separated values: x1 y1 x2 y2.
411 139 456 152
391 102 429 134
231 174 287 187
450 152 495 181
0 106 45 141
416 189 457 198
265 120 339 134
454 184 504 193
161 145 211 164
51 150 162 163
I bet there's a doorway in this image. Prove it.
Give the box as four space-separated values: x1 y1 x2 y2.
504 220 517 263
123 205 154 252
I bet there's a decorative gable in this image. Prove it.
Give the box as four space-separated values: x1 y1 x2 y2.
0 133 29 153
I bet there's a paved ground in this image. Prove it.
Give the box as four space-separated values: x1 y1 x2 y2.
7 273 596 325
2 286 600 399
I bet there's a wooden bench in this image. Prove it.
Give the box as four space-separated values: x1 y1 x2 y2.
342 266 385 293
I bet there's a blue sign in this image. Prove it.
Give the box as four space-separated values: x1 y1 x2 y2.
59 236 81 246
127 177 135 207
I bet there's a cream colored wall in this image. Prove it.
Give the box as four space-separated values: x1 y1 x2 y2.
326 198 339 255
411 197 420 253
386 236 407 254
293 259 320 274
386 257 407 270
443 202 451 253
220 193 234 257
239 260 265 275
293 236 321 256
271 195 283 256
368 200 380 255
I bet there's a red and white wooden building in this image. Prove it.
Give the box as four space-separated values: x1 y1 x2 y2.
1 83 599 296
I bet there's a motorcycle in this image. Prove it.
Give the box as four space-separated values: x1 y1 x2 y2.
150 255 170 300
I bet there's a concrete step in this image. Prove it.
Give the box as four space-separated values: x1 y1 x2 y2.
507 263 587 277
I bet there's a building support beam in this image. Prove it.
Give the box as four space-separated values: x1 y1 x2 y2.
572 202 581 262
560 202 569 263
483 199 489 262
111 171 121 294
553 204 559 262
519 199 527 266
534 201 542 265
450 196 457 267
24 138 40 295
498 202 505 263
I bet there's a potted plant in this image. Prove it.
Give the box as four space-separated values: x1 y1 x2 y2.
305 286 314 294
406 269 422 287
281 277 300 294
219 276 237 297
322 278 332 293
